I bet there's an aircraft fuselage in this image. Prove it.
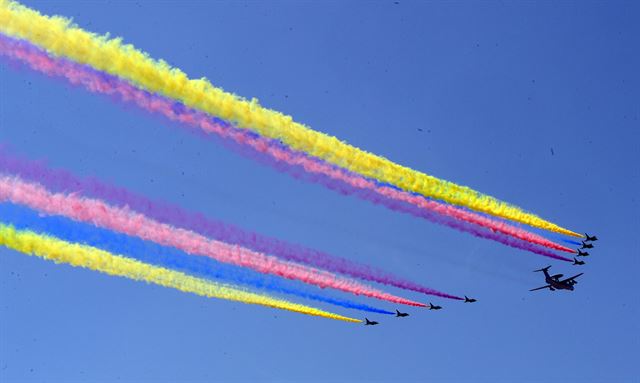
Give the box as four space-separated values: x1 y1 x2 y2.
548 278 574 290
544 272 574 291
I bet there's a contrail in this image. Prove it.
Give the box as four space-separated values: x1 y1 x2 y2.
0 0 580 237
0 202 394 315
0 223 361 322
0 175 426 307
0 35 574 260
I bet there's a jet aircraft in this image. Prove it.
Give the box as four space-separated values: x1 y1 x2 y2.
573 258 585 266
530 266 583 292
428 303 442 310
364 318 379 326
395 309 409 317
464 296 477 303
576 249 589 257
584 233 598 242
580 241 594 249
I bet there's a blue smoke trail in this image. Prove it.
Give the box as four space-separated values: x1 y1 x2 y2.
558 238 582 246
0 203 393 315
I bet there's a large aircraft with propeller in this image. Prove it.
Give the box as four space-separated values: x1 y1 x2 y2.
530 266 583 292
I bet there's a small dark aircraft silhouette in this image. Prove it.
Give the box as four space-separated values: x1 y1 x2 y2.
395 309 409 317
464 296 477 303
584 233 598 242
530 266 583 292
580 241 594 249
364 318 379 326
573 258 585 266
428 303 442 310
576 249 589 257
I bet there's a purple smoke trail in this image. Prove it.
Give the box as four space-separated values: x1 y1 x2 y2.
0 147 466 299
0 33 570 265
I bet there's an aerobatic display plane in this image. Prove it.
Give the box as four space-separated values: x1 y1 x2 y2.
364 318 379 326
584 233 598 242
464 296 477 303
395 309 409 317
580 241 594 249
428 303 442 310
576 249 589 257
530 266 583 292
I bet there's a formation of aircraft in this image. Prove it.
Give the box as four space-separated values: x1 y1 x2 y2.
527 232 596 293
529 266 583 292
575 232 597 260
365 233 598 326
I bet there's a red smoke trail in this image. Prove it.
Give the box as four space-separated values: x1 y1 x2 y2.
0 148 465 299
0 34 573 260
0 175 426 307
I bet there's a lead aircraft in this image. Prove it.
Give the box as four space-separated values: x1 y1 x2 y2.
530 266 583 292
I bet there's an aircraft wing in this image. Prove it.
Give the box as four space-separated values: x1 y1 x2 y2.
560 273 584 283
529 285 551 292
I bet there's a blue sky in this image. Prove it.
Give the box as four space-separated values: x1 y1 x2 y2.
0 1 638 382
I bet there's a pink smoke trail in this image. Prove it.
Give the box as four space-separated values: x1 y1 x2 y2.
0 175 426 307
0 34 573 259
0 148 467 299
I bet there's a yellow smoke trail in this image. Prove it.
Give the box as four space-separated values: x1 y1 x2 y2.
0 223 361 322
0 0 580 237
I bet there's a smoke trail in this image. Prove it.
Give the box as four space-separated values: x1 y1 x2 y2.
0 175 427 306
0 202 394 315
0 223 361 322
356 194 573 261
0 151 571 274
0 1 579 236
0 35 574 260
0 153 473 299
560 238 582 246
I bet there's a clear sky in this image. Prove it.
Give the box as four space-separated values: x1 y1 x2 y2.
1 1 638 382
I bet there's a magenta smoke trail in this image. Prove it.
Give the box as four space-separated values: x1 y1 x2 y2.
0 148 465 299
0 33 572 262
0 175 427 307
